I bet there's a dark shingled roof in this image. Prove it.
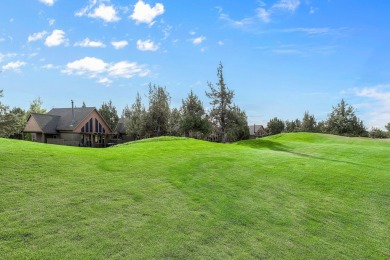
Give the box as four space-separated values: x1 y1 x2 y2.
47 107 95 131
30 113 61 134
115 118 126 134
248 125 265 136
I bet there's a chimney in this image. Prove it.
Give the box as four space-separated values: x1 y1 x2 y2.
70 100 75 127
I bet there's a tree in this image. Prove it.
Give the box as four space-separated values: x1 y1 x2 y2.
385 122 390 133
285 119 301 132
0 90 25 138
180 90 210 137
326 99 366 136
206 63 235 143
125 93 146 140
99 100 119 130
168 108 182 136
301 111 316 132
225 105 249 141
82 101 87 108
369 128 388 139
27 97 46 114
267 117 285 135
145 84 171 137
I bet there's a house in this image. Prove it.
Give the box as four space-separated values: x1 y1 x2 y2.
23 106 112 147
248 124 267 139
111 117 133 144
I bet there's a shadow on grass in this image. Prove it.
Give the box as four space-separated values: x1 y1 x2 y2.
238 139 389 171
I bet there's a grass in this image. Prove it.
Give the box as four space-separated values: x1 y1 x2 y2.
0 133 389 259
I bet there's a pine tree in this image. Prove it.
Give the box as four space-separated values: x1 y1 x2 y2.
125 93 146 139
145 84 171 137
180 90 210 137
206 63 234 143
326 99 366 136
98 100 119 130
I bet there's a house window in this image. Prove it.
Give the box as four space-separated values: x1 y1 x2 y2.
95 118 98 132
89 118 93 132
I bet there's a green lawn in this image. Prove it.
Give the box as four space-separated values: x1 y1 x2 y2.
0 133 389 259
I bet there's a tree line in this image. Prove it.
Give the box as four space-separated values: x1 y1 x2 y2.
0 63 250 143
266 99 390 138
1 63 390 141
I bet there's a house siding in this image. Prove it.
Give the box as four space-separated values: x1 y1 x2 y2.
24 116 42 133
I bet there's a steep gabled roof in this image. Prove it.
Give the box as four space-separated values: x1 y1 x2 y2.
29 113 61 134
47 107 95 131
115 118 126 134
248 125 265 135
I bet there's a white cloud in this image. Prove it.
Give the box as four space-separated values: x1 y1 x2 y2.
108 61 149 78
39 0 55 6
0 53 17 62
279 27 331 34
130 0 164 26
74 38 106 48
355 85 390 129
257 8 271 23
28 31 47 42
42 64 54 69
219 12 254 28
48 18 56 26
0 37 5 42
63 57 107 76
218 41 224 46
192 36 206 45
62 56 149 84
76 1 120 23
273 0 301 12
2 61 27 71
98 77 112 85
89 4 120 22
45 29 67 47
136 39 159 51
111 40 128 50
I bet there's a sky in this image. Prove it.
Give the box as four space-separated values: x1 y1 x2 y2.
1 0 390 129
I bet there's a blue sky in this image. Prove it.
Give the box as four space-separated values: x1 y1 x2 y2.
1 0 390 129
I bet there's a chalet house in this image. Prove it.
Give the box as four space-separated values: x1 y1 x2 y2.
249 124 267 139
23 107 112 147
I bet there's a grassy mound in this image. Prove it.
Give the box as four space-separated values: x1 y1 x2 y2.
0 133 389 258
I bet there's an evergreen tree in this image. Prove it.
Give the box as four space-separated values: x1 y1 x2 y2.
99 100 119 130
326 99 366 136
301 111 316 132
285 119 301 132
267 117 285 135
180 90 210 137
145 84 171 137
125 93 146 139
225 105 249 141
206 63 234 143
82 101 87 108
385 122 390 133
168 108 182 136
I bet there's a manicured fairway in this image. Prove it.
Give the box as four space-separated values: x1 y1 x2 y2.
0 133 389 259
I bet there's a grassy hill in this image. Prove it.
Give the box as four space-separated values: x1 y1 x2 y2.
0 133 389 259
